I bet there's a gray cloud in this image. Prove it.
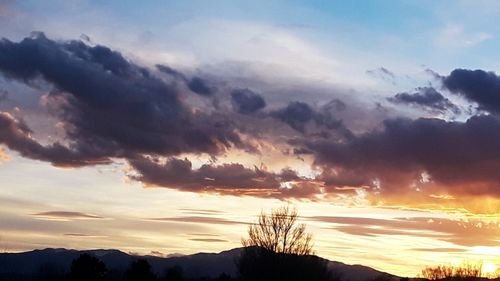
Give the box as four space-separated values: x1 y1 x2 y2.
388 87 460 114
0 88 7 102
187 76 215 96
231 88 266 114
443 68 500 115
0 112 110 167
270 101 351 138
189 238 228 242
32 211 104 220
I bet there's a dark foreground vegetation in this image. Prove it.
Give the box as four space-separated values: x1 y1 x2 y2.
1 251 498 281
1 253 234 281
0 207 498 281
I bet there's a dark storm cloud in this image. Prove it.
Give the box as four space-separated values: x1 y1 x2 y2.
0 33 244 166
270 101 350 136
271 101 315 132
388 87 460 114
187 76 214 96
230 88 266 114
443 69 500 114
305 114 500 197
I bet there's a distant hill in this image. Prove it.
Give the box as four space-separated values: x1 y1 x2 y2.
0 247 398 281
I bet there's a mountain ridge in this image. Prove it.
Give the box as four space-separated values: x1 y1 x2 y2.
0 247 399 281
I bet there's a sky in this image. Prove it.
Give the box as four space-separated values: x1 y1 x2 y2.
0 0 500 277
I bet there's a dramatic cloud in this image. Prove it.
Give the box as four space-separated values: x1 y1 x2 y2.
0 33 245 166
230 88 266 114
2 33 500 213
305 114 500 212
388 87 460 114
443 68 500 114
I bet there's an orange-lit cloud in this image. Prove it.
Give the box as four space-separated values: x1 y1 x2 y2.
0 146 10 163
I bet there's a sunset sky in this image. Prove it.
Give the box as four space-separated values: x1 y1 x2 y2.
0 0 499 277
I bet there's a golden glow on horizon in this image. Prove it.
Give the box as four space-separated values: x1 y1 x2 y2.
483 262 497 275
1 156 499 277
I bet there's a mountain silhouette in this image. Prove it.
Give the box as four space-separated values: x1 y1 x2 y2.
0 248 398 281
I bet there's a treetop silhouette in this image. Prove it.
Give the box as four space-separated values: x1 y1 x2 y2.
241 205 313 256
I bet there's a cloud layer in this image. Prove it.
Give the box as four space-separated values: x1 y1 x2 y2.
1 34 500 214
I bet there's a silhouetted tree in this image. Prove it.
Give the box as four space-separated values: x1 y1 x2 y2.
125 259 157 281
242 206 313 255
164 265 184 281
70 253 107 281
238 206 334 281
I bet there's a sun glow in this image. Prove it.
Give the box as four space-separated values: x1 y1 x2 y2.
483 262 498 276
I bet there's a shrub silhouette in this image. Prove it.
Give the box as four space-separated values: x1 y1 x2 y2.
420 262 484 280
164 265 184 281
238 206 333 281
70 253 107 281
125 259 157 281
